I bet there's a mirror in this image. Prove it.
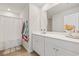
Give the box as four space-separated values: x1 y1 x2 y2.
47 3 79 32
64 13 79 32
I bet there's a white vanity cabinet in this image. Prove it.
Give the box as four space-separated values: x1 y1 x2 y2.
32 33 79 56
32 34 45 56
45 38 79 56
45 38 78 56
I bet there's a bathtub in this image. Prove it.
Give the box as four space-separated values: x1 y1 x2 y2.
0 39 21 50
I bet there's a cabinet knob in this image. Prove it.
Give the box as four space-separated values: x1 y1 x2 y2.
53 48 55 50
56 49 59 51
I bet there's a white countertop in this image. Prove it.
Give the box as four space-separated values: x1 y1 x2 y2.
32 32 79 43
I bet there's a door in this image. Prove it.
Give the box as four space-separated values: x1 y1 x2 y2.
37 36 44 56
45 38 56 56
32 34 39 53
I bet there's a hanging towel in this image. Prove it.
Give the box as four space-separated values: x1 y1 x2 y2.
22 20 29 42
22 22 25 34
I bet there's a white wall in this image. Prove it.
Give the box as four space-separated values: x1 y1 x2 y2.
40 10 47 32
0 10 20 18
26 4 41 52
0 6 29 21
19 4 29 21
52 7 79 32
27 4 47 52
29 4 41 33
29 4 47 33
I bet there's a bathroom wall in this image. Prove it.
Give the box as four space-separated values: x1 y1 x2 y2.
0 5 29 21
27 4 41 52
40 10 47 32
52 7 79 32
0 10 20 18
19 4 29 21
28 4 47 52
29 4 41 33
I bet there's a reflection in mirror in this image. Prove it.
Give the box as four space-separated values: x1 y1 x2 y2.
47 3 79 32
47 17 52 31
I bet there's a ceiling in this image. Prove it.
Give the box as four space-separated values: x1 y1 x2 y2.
47 3 79 19
32 3 46 8
0 3 28 14
0 3 78 19
0 3 46 14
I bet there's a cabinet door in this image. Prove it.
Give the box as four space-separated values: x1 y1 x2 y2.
56 47 78 56
45 38 56 56
32 35 39 53
32 34 44 56
45 38 78 56
37 36 44 56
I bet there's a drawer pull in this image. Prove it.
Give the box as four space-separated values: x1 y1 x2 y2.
53 48 55 50
56 49 59 51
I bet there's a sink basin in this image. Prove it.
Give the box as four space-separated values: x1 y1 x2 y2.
66 33 79 39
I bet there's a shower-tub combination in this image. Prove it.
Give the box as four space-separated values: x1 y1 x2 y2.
0 15 23 54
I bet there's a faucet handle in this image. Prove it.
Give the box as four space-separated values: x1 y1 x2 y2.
41 29 42 31
44 29 45 31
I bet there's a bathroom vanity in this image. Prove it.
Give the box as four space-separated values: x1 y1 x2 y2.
32 32 79 56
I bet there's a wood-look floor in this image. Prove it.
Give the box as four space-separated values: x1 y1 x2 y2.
0 46 38 56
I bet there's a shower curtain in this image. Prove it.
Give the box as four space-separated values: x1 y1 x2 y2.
0 15 22 50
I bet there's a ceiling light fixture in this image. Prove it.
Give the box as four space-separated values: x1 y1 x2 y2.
8 8 11 11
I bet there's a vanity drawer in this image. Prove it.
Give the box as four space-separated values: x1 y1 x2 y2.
47 37 79 54
45 38 78 56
